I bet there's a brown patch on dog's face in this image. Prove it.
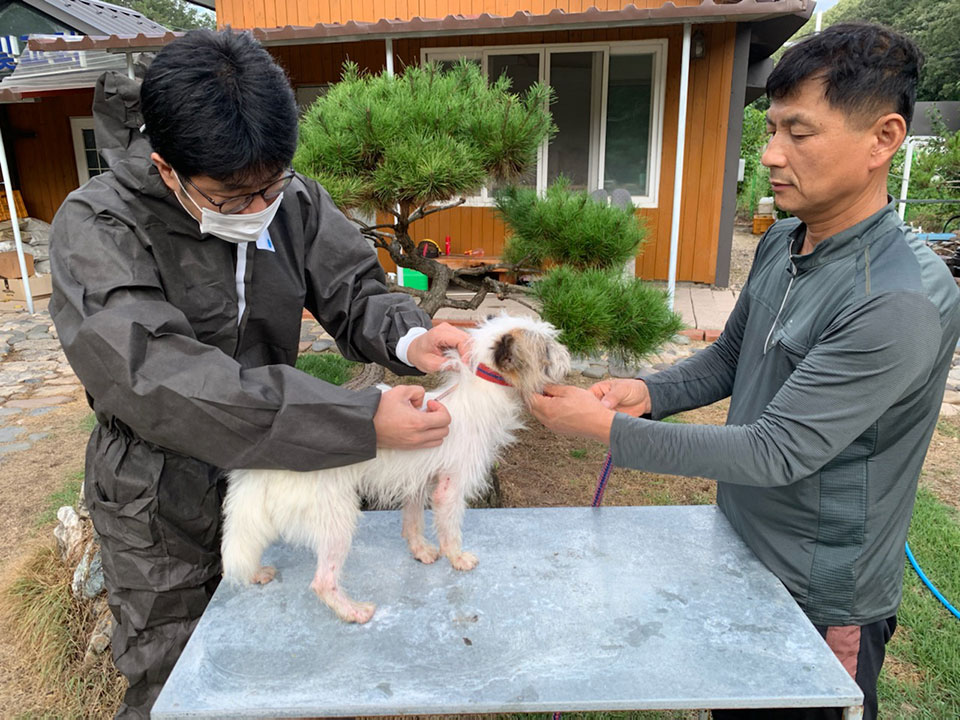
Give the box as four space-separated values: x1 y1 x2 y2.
493 331 520 372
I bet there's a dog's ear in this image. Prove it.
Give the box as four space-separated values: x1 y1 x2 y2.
493 331 519 370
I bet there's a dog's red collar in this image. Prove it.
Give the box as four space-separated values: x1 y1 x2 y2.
476 363 511 386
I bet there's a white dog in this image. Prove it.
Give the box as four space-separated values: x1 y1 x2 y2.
221 314 571 623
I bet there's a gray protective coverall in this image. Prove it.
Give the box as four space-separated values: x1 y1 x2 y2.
49 72 431 717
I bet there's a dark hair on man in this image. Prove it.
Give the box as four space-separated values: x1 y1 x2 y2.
141 29 298 184
766 22 923 129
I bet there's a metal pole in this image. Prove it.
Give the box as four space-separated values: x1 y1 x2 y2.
0 121 33 313
667 23 692 310
898 138 914 221
815 11 823 33
126 52 134 80
385 38 394 77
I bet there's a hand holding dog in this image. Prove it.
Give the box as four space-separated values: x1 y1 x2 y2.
374 385 451 449
528 384 615 444
590 378 652 417
406 323 472 373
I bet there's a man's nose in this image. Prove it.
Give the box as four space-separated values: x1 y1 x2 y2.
241 194 270 214
761 135 785 169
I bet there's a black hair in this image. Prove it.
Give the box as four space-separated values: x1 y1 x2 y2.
766 22 923 129
141 29 298 183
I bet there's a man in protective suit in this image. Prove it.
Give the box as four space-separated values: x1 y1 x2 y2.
50 30 469 718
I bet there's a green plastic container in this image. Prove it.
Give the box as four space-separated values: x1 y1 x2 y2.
399 268 428 290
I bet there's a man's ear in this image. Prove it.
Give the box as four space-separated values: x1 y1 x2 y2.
151 152 178 194
870 112 908 171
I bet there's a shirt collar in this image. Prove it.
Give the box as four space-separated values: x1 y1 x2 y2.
786 198 901 272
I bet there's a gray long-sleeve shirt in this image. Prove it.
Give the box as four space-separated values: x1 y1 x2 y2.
610 201 960 626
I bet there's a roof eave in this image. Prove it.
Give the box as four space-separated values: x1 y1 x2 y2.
27 1 812 53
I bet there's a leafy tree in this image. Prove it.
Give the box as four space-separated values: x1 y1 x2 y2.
826 0 960 101
888 123 960 231
736 103 772 219
113 0 215 31
294 60 553 316
495 181 684 362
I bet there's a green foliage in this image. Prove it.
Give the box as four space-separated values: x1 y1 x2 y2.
294 61 554 212
878 488 960 717
569 449 588 459
534 266 684 364
736 103 773 219
495 178 646 270
887 125 960 231
826 0 960 101
295 353 357 386
112 0 215 30
36 472 84 527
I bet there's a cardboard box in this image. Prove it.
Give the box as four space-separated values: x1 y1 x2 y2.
0 250 34 279
3 273 51 300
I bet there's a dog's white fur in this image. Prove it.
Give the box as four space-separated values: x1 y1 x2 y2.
221 314 571 623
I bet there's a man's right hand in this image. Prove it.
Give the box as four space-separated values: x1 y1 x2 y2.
589 378 652 417
373 385 451 449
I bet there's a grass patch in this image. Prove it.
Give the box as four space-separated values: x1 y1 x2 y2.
660 415 686 424
569 449 588 459
0 545 124 719
878 488 960 718
35 471 84 528
80 413 97 433
295 353 357 386
935 418 960 440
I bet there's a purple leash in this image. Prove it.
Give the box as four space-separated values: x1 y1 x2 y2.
553 451 615 720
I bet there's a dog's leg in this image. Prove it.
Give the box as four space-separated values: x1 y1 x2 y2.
310 532 376 624
402 483 439 564
221 475 276 585
432 472 478 571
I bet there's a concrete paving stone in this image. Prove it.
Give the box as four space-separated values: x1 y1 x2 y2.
298 341 311 353
0 427 26 442
0 442 32 455
6 396 72 409
28 432 50 442
312 339 334 353
582 366 607 379
0 386 20 398
47 376 82 386
943 389 960 405
33 384 81 398
0 406 22 417
28 407 57 416
2 361 59 373
941 403 959 417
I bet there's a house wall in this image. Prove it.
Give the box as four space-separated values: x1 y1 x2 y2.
271 23 735 283
5 89 93 223
218 0 705 28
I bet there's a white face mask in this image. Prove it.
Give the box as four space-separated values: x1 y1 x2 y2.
174 172 283 244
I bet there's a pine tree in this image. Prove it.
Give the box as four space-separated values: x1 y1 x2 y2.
295 60 554 316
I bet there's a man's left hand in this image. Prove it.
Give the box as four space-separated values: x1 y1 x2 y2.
528 384 616 445
406 323 472 373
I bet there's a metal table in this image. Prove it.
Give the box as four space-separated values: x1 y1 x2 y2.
152 506 864 719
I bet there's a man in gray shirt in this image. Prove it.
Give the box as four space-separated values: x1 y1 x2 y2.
531 23 960 720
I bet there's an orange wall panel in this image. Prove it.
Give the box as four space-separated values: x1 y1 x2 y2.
273 22 736 283
221 0 708 28
6 90 95 224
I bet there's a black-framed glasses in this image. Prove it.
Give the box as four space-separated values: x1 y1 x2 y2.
179 171 295 214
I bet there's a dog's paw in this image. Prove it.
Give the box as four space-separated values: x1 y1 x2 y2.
251 566 276 584
343 601 377 624
409 540 441 564
448 551 478 571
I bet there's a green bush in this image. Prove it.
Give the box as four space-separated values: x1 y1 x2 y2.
534 266 684 364
495 178 645 270
887 124 960 232
295 353 356 386
736 103 772 220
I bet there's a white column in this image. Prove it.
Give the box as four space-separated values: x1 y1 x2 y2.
0 123 33 313
126 52 135 80
898 138 915 221
385 38 394 77
667 23 692 310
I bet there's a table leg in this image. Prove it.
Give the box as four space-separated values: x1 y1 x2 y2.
842 705 864 720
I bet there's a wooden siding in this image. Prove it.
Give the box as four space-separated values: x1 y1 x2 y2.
219 0 705 29
270 23 736 283
5 90 94 224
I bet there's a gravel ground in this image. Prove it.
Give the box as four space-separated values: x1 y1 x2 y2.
727 222 761 290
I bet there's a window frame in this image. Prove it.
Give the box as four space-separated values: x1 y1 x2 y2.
422 38 668 208
69 116 106 184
